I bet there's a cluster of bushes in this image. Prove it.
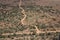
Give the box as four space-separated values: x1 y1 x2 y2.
21 5 60 15
36 23 47 30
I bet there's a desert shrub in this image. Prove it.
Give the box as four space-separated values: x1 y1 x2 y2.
0 35 5 38
36 24 47 29
29 25 36 29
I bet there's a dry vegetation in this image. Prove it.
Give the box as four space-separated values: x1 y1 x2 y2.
0 0 60 40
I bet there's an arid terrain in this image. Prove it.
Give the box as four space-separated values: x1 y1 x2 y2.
0 0 60 40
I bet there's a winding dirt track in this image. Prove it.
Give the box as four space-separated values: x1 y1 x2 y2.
18 1 43 34
19 0 27 25
20 7 27 25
